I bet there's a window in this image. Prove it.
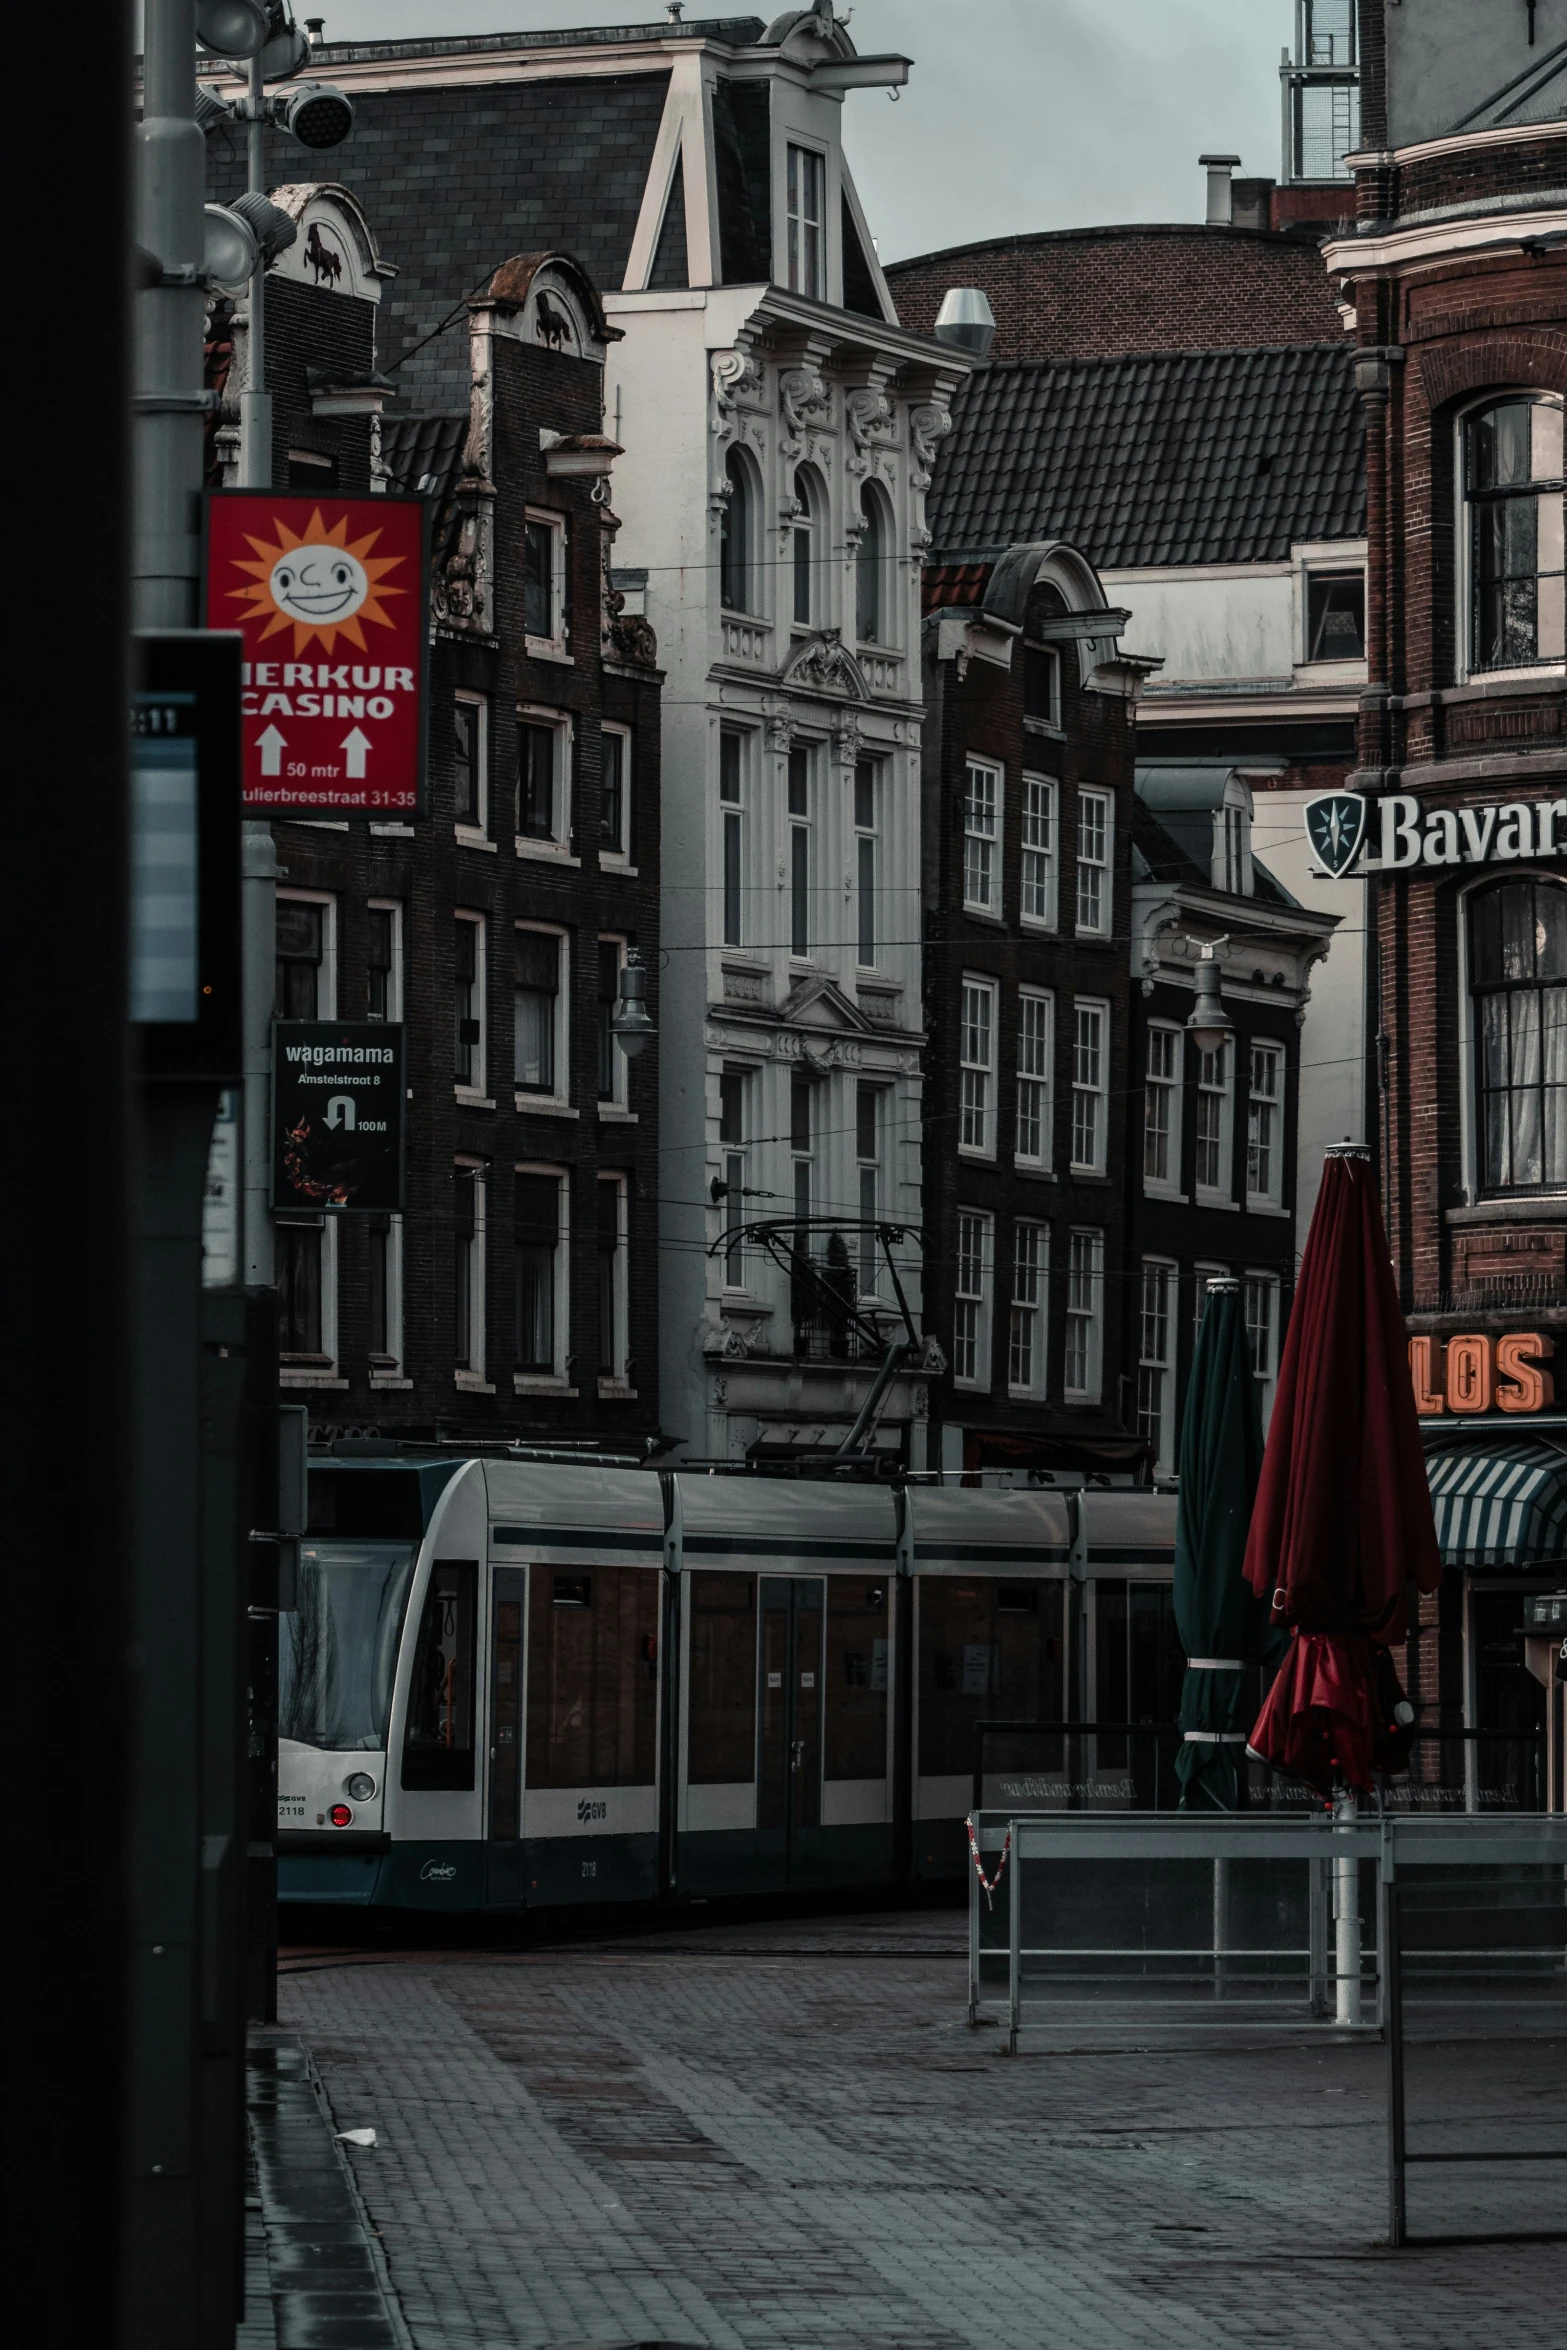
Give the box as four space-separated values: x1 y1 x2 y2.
854 756 878 967
1470 878 1567 1192
1247 1042 1285 1206
275 895 326 1019
1137 1259 1176 1474
453 915 485 1093
515 1171 564 1375
286 448 338 493
1076 788 1111 936
1305 572 1365 663
963 759 1001 915
1020 775 1057 928
1465 398 1565 673
599 725 630 860
1195 1039 1233 1197
688 1573 757 1782
786 142 826 300
788 742 811 957
953 1210 993 1389
720 1067 748 1285
720 446 754 613
824 1578 890 1781
856 1082 881 1297
277 1221 323 1354
454 693 487 829
1064 1229 1104 1402
1244 1271 1281 1429
791 469 822 627
597 1177 627 1384
524 512 566 649
1008 1222 1048 1396
720 728 744 947
517 714 570 846
401 1561 477 1793
790 1072 813 1225
514 928 565 1099
856 484 889 644
1194 1263 1229 1342
368 1212 402 1371
367 901 401 1022
1023 644 1061 730
959 976 998 1156
526 1566 657 1791
1214 785 1252 894
1071 999 1108 1174
1304 0 1354 66
453 1164 486 1380
597 937 627 1106
1016 988 1053 1168
1144 1025 1182 1188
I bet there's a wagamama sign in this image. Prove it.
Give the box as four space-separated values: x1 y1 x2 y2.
1305 791 1567 881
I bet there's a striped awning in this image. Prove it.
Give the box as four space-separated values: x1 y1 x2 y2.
1426 1438 1567 1570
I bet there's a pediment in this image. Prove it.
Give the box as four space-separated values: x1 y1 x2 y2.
778 629 871 703
780 974 872 1033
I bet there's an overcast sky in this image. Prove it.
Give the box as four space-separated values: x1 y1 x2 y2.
308 2 1298 264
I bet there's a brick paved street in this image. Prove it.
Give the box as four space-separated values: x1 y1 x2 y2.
263 1905 1565 2350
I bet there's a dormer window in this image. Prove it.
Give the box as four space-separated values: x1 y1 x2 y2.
1464 396 1565 674
786 144 826 301
1213 778 1253 895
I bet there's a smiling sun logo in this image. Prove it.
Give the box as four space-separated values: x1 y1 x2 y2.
228 508 405 655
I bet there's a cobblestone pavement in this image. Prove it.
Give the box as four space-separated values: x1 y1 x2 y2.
275 1905 1565 2350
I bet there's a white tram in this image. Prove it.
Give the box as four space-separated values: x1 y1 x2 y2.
278 1457 1178 1912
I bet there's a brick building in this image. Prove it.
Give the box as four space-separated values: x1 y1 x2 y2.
1320 0 1567 1799
209 196 664 1446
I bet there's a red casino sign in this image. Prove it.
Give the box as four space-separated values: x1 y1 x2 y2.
204 491 428 815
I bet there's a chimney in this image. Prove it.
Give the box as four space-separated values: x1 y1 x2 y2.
1199 153 1243 227
933 287 996 361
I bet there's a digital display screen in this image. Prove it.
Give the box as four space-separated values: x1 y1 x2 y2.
130 691 199 1023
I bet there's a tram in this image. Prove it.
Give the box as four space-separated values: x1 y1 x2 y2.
278 1457 1179 1912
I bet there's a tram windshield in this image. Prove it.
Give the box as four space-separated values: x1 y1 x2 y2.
280 1541 418 1752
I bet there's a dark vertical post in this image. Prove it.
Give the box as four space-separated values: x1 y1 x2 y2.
1384 1873 1407 2249
0 7 130 2341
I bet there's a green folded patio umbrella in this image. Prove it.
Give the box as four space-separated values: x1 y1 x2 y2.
1173 1278 1280 1810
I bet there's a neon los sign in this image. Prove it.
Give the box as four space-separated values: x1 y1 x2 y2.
1408 1331 1556 1417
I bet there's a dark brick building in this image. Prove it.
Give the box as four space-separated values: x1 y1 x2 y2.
919 545 1154 1478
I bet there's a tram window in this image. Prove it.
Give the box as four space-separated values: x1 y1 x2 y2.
918 1578 1064 1776
526 1566 658 1789
687 1573 757 1783
1093 1580 1185 1768
280 1541 417 1753
308 1468 430 1539
824 1578 889 1780
401 1560 478 1791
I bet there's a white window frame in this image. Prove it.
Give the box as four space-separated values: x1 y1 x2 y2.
1194 1261 1230 1343
855 1079 883 1300
1195 1037 1235 1206
276 1215 340 1386
1212 776 1254 895
367 1212 406 1388
366 897 403 1025
854 754 880 971
1247 1040 1286 1210
785 139 827 301
453 1159 491 1392
1143 1022 1184 1197
953 1208 993 1391
514 1162 571 1393
1137 1257 1177 1478
787 738 814 962
1015 986 1054 1171
1075 786 1112 938
1008 1220 1049 1399
597 1172 631 1395
790 466 826 631
1070 998 1109 1176
963 758 1003 917
1299 558 1368 671
1244 1269 1282 1430
454 910 490 1106
1023 642 1062 734
524 506 569 661
959 974 999 1159
275 886 337 1019
453 689 490 843
718 1064 753 1292
514 922 571 1113
1063 1228 1104 1404
1456 392 1567 685
719 725 747 950
1020 773 1058 930
515 705 575 863
596 933 630 1115
599 721 633 867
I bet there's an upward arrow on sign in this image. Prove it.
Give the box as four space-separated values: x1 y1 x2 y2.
341 727 372 780
257 725 287 776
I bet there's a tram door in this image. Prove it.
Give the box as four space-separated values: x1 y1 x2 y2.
487 1566 527 1904
758 1578 824 1877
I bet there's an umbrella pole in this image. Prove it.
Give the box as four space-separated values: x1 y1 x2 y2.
1212 1856 1227 2000
1334 1785 1362 2027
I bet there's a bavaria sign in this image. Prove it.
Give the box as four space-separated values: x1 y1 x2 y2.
1305 790 1567 877
205 492 428 816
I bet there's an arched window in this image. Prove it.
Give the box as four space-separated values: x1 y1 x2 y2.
856 482 889 644
1470 877 1567 1192
720 445 753 613
792 467 822 627
1464 396 1565 673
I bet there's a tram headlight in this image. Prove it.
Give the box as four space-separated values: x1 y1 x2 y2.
329 1803 353 1827
345 1772 376 1802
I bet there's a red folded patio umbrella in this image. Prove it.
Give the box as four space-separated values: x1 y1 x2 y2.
1243 1148 1442 1797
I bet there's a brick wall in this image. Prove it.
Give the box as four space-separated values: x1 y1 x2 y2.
885 226 1344 367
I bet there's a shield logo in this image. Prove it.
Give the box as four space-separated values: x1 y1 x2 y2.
1304 792 1369 880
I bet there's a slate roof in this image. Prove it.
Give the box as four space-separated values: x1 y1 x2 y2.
927 343 1365 570
1132 798 1300 912
1452 36 1567 134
